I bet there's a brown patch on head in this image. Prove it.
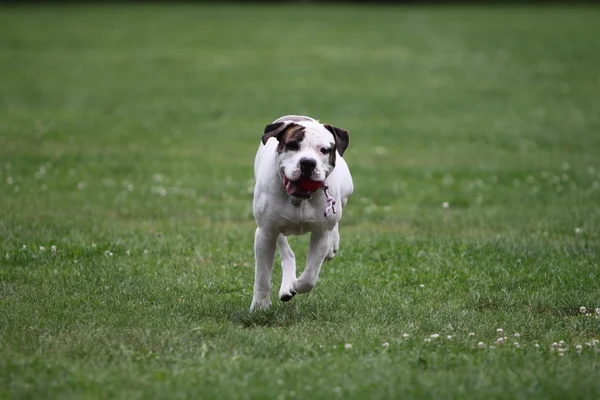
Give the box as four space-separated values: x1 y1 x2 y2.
262 122 306 153
276 124 305 154
323 124 350 156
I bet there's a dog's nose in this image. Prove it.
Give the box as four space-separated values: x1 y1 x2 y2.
299 158 317 174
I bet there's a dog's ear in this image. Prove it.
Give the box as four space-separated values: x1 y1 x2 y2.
262 122 302 145
323 124 350 156
262 122 285 144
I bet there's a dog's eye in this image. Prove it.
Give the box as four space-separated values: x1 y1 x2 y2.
320 147 332 155
285 141 300 151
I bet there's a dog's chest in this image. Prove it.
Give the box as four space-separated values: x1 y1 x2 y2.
277 199 336 235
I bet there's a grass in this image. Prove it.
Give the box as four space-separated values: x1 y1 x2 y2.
1 3 600 399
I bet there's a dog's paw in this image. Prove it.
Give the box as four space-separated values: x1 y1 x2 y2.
250 297 272 311
279 288 297 302
325 244 338 261
292 278 316 294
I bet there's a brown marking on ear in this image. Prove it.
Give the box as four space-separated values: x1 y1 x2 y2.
323 124 350 156
328 141 336 168
277 124 305 153
262 122 285 144
262 121 306 153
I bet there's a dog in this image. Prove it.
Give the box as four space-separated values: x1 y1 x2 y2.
250 115 354 310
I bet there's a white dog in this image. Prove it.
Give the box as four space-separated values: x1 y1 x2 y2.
250 115 354 310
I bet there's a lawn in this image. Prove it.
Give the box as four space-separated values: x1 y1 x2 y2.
1 3 600 399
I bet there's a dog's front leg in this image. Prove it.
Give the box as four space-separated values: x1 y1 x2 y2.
277 234 297 302
292 229 334 294
251 227 277 311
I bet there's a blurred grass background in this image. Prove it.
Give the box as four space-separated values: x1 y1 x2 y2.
1 3 600 399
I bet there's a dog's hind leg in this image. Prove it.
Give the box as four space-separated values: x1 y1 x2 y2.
325 224 339 261
277 234 297 302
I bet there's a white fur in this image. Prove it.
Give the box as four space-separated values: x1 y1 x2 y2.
250 115 354 310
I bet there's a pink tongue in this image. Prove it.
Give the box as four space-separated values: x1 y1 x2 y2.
285 179 297 195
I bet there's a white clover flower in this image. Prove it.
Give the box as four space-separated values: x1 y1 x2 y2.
126 250 131 256
478 342 486 348
552 342 559 348
595 308 600 316
447 335 452 340
92 243 97 248
580 306 587 314
586 342 592 348
514 342 520 348
424 338 431 342
430 334 440 339
558 340 565 347
382 342 389 348
442 202 450 209
153 174 164 183
402 333 410 338
143 249 149 255
344 343 352 350
496 337 504 344
575 228 582 234
496 328 503 335
534 343 540 348
50 245 57 253
419 284 425 288
39 246 46 252
576 345 582 351
468 332 475 337
373 146 387 156
514 333 521 338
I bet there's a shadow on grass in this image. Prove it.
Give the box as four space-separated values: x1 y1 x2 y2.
231 303 312 329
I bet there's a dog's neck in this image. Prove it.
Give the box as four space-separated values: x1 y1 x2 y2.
287 185 336 217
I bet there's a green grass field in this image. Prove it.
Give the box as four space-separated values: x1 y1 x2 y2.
1 3 600 399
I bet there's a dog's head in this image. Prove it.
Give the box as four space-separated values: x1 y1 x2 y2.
262 117 349 198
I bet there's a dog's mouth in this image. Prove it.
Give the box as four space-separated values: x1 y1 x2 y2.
282 175 323 199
